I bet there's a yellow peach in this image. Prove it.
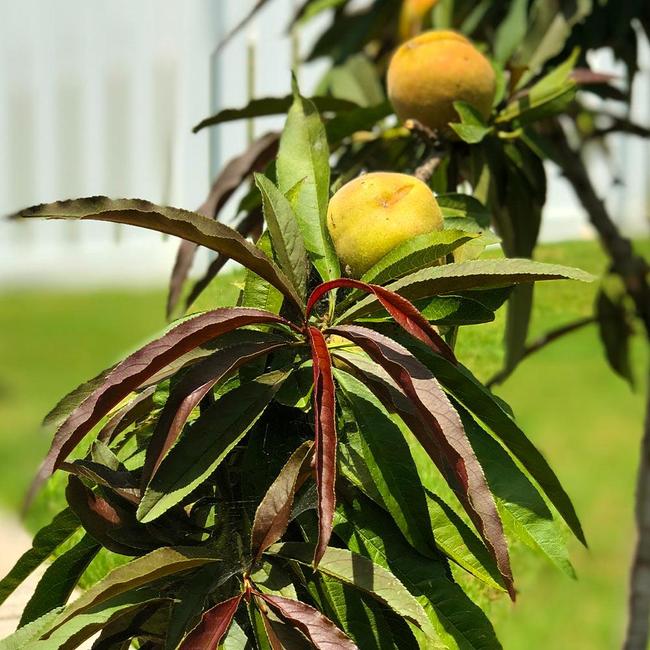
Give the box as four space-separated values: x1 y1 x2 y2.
326 172 443 278
387 30 496 133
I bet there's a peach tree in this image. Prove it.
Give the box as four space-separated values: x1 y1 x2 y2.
0 15 599 650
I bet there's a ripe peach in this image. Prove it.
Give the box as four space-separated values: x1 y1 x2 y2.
387 30 496 133
326 172 443 278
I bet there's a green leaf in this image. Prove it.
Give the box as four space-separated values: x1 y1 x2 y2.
438 194 492 229
0 608 63 649
334 367 506 591
498 50 579 125
392 339 586 546
250 561 298 599
327 54 385 107
493 0 528 64
325 102 392 144
24 589 162 649
456 405 575 577
450 102 492 144
192 95 358 132
138 369 291 523
360 230 476 286
337 259 594 322
277 81 340 282
309 574 399 649
514 1 592 85
0 509 79 606
267 542 438 642
241 231 284 314
20 535 100 626
596 278 635 386
255 174 309 299
334 490 502 650
14 197 303 312
50 546 218 630
414 295 496 325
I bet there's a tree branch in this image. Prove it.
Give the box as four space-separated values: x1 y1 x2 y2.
486 316 595 388
551 125 650 650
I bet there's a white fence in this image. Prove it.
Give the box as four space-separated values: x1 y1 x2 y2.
0 1 648 287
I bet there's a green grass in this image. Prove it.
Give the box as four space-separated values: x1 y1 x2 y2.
0 240 647 648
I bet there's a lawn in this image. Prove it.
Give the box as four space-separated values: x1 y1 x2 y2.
0 239 647 649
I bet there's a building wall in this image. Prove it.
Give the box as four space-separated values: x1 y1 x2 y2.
0 1 647 287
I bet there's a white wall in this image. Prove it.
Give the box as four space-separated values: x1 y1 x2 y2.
0 1 647 287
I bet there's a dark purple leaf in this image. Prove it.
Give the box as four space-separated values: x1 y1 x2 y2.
251 440 313 561
179 594 243 649
327 324 515 599
307 279 455 362
142 337 290 487
29 308 298 502
259 593 358 650
14 197 304 311
307 326 337 566
65 476 141 555
167 133 279 317
97 387 156 445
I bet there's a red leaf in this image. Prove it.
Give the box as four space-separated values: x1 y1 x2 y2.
96 387 155 445
307 279 455 363
328 324 515 599
571 68 618 86
65 476 141 556
307 326 337 566
180 594 243 649
167 133 278 317
141 338 290 487
251 441 313 561
30 309 298 502
259 593 358 650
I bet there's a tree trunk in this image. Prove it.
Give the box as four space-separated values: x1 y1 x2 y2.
624 374 650 650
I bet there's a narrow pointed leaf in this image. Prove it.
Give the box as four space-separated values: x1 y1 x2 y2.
277 86 340 281
179 594 242 650
97 387 156 444
138 369 291 523
259 592 358 650
333 365 505 591
49 546 218 630
307 326 337 565
358 229 476 287
337 259 593 322
65 476 141 556
251 441 314 560
334 490 502 650
142 336 290 485
14 197 303 310
0 508 79 606
309 279 455 362
241 231 285 313
327 325 515 598
33 308 296 495
395 338 586 546
20 534 100 626
255 173 309 299
267 543 437 641
193 95 358 132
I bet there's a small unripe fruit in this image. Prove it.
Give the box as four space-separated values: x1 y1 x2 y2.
387 30 496 133
326 172 443 278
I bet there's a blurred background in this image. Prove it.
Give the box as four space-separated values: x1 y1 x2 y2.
0 1 649 648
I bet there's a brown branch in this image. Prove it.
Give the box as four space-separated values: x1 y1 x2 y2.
414 152 443 182
550 125 650 650
590 117 650 140
486 316 595 389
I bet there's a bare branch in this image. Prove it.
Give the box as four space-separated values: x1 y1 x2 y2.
487 316 595 388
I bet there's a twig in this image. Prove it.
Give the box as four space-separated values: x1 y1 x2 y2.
486 316 595 389
590 117 650 140
414 153 443 182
